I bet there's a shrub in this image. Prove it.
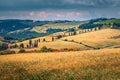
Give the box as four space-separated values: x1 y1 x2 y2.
94 48 100 50
80 42 82 44
60 48 68 52
70 40 74 42
40 46 53 52
19 49 26 53
68 48 74 51
53 49 59 52
43 38 46 42
20 43 24 48
64 39 68 41
47 48 53 52
0 50 16 55
57 35 62 39
0 43 8 50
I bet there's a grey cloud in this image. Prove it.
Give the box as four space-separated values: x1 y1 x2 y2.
0 0 120 20
0 0 120 11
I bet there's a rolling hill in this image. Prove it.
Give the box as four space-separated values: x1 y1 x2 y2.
0 20 86 40
0 18 119 41
15 28 120 51
61 28 120 49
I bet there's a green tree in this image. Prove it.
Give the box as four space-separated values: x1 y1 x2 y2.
19 49 26 53
14 43 18 48
29 40 32 47
40 46 53 52
20 43 24 48
52 37 54 41
38 39 40 42
68 32 71 36
0 43 8 50
57 35 62 39
34 40 38 47
73 31 77 35
43 38 46 42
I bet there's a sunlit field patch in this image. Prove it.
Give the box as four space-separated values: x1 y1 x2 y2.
0 48 120 80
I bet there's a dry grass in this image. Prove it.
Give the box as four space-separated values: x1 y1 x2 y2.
38 40 87 49
61 29 120 48
62 29 120 41
0 48 120 80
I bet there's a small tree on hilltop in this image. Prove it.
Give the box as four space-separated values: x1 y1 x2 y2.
29 40 32 47
38 39 40 42
95 27 97 31
26 44 29 48
0 43 8 50
43 38 46 42
20 43 24 48
90 28 93 31
14 43 18 48
57 35 62 39
34 40 38 47
73 31 77 35
52 36 54 41
68 32 71 36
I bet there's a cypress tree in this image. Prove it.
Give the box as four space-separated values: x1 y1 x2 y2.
29 40 32 48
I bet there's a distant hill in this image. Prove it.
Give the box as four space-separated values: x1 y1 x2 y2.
0 19 51 39
0 19 86 40
0 18 119 41
79 18 120 29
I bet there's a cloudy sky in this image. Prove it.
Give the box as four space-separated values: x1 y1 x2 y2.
0 0 120 21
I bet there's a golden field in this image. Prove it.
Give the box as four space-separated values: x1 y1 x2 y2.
61 29 120 47
0 48 120 80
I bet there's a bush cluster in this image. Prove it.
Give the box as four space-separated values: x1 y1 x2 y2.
19 49 26 53
94 48 100 50
70 40 74 42
64 39 68 41
0 50 16 55
40 46 53 52
59 48 75 52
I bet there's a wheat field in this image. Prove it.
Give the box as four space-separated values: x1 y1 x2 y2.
0 48 120 80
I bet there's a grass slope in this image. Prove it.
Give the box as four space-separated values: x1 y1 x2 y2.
61 28 120 49
0 48 120 80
